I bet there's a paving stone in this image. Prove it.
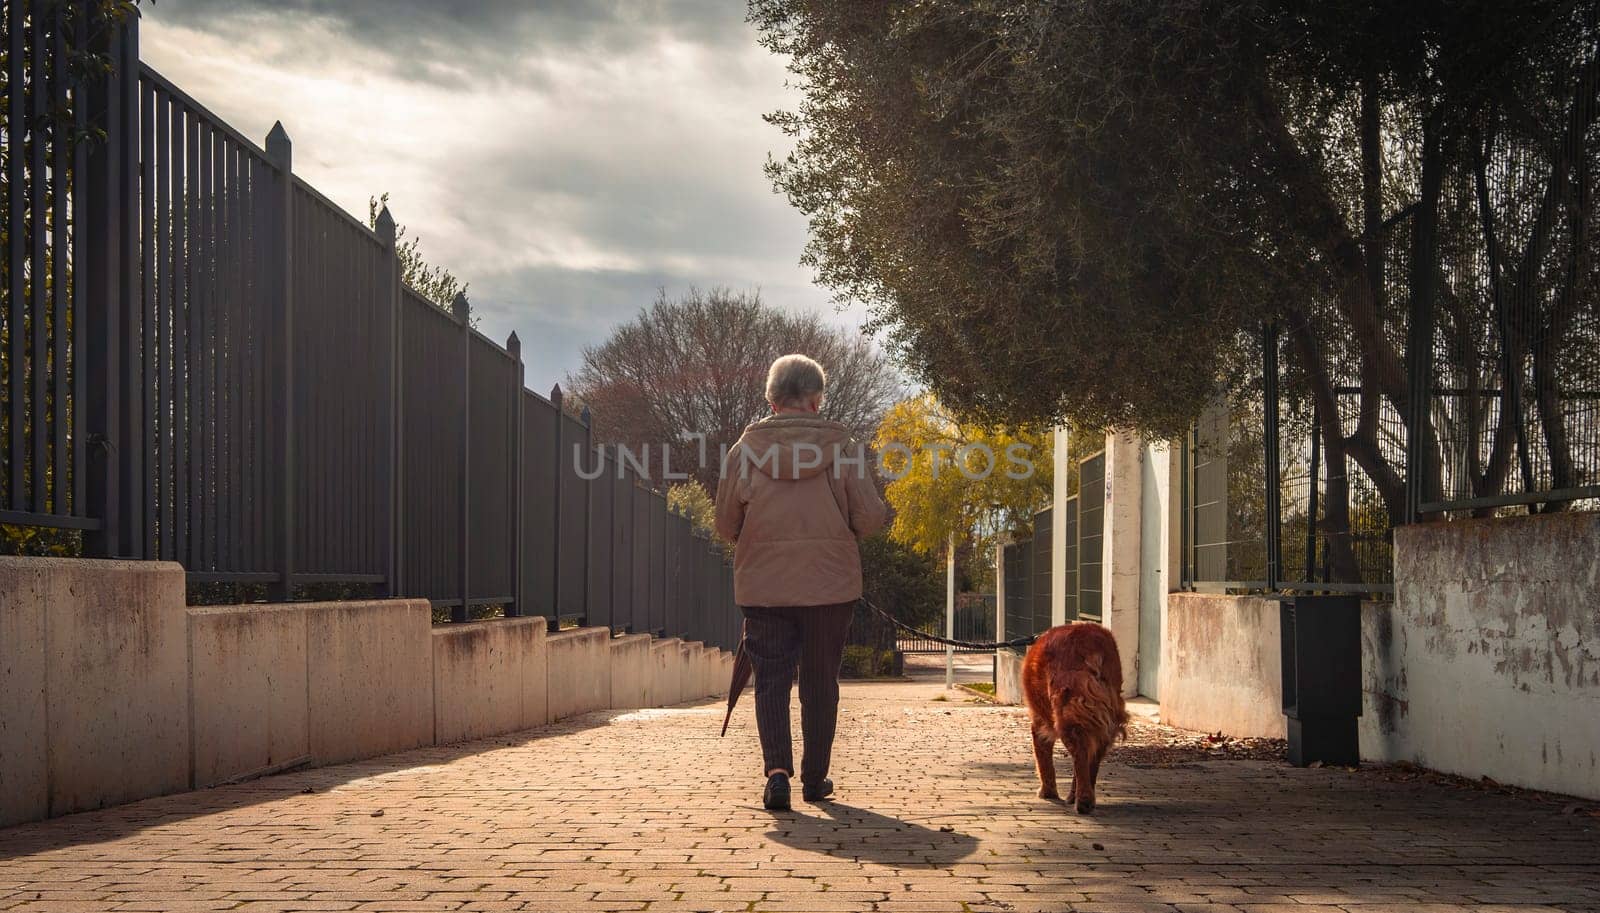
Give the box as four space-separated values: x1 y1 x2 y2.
0 676 1596 913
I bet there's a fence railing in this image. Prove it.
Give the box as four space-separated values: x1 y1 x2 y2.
0 4 740 649
895 594 995 654
0 0 93 533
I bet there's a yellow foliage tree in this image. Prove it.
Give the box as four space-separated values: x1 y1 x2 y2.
873 395 1053 558
667 481 716 536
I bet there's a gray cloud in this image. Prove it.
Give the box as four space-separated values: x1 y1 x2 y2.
138 0 855 392
145 0 755 86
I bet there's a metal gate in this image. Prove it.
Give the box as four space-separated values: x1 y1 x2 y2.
894 593 996 654
1077 451 1105 621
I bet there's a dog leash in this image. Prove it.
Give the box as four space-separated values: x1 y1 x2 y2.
859 596 1040 651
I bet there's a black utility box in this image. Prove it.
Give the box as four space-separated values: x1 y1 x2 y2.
1280 595 1362 766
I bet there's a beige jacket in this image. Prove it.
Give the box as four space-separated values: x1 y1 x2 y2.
714 415 888 607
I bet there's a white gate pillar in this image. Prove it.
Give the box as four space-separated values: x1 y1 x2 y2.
1051 425 1071 626
1101 430 1143 697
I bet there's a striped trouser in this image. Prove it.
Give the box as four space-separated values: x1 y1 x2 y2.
740 602 855 786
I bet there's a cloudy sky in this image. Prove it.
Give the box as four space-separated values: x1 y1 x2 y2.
140 0 863 392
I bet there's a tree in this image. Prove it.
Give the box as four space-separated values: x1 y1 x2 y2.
567 286 902 492
753 0 1600 582
859 532 945 629
666 480 715 532
367 192 468 314
874 394 1052 576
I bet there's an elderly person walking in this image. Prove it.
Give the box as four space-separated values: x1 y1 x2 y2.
715 354 887 810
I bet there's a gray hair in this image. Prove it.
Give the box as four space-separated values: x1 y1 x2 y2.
765 354 827 408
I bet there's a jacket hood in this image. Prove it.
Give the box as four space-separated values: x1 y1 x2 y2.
731 415 854 480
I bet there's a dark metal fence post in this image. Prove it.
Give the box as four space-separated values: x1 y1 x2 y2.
1178 427 1192 590
453 292 471 623
581 406 593 628
1262 321 1282 592
375 206 400 596
622 475 635 634
507 332 524 617
549 383 564 632
265 123 293 601
82 10 138 558
659 495 669 637
1304 401 1322 583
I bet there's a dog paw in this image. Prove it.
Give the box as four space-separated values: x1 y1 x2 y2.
1037 787 1059 800
1075 797 1096 815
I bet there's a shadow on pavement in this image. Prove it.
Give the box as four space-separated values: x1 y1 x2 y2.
0 705 689 860
764 800 979 866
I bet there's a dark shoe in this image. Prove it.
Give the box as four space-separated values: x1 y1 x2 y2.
763 773 791 811
802 778 834 802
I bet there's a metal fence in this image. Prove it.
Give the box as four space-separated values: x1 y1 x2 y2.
1001 449 1104 640
0 5 740 647
0 0 91 534
1180 33 1600 597
895 594 995 654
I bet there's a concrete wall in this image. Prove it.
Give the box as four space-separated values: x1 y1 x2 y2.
2 553 735 827
682 641 704 703
307 601 435 765
651 637 685 708
996 648 1025 705
1159 513 1599 799
1159 593 1286 738
1363 513 1600 799
713 650 733 698
608 633 654 709
546 627 612 721
0 558 189 826
433 618 549 745
189 604 311 788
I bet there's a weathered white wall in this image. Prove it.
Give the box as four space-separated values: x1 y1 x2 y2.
1363 512 1600 799
1157 513 1599 799
1159 593 1286 738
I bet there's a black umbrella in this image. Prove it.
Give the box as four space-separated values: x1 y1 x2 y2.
720 629 753 737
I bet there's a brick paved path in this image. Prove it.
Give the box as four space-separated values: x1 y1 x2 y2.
2 675 1597 912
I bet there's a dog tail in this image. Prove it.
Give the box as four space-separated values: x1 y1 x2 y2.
1070 653 1131 744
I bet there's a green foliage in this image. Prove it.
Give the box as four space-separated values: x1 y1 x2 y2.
752 0 1600 582
839 644 896 678
367 192 469 316
0 524 79 556
859 531 944 630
